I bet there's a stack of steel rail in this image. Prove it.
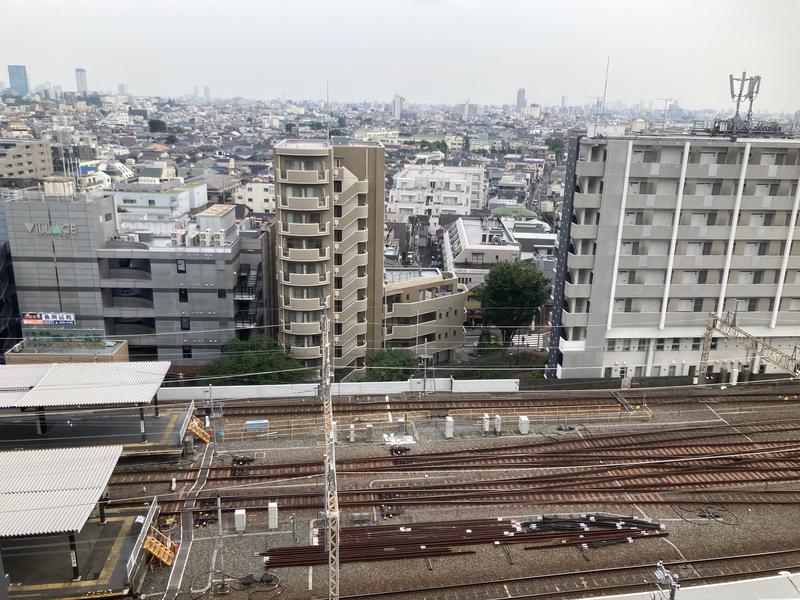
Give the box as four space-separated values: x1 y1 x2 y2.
261 515 665 568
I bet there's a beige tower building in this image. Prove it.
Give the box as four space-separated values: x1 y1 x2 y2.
273 139 385 377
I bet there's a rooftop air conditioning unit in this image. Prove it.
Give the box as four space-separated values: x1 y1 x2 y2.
213 240 223 246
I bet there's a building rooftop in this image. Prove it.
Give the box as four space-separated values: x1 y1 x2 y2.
275 139 331 151
384 267 443 285
197 203 235 217
0 445 122 537
460 216 517 247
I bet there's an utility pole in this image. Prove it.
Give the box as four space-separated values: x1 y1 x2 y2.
320 307 339 599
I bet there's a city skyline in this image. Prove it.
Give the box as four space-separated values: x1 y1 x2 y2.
2 0 797 112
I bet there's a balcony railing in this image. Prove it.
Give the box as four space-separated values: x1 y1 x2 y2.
234 285 257 300
235 312 259 328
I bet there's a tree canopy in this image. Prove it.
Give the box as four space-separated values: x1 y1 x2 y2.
198 336 315 385
363 349 418 381
148 119 167 133
545 137 565 161
480 262 550 345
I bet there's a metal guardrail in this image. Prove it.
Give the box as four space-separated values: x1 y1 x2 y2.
178 399 195 442
126 497 159 577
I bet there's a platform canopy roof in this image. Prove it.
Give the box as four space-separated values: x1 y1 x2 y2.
0 445 122 537
0 361 171 408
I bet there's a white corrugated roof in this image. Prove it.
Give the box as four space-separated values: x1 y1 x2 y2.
0 364 54 391
15 361 171 408
0 391 29 408
0 445 122 537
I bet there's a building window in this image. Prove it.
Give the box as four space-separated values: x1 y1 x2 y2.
182 345 192 359
604 367 613 378
177 259 186 273
334 300 342 312
180 317 190 330
104 212 113 222
334 180 342 193
671 339 680 351
218 289 227 299
691 338 701 351
148 199 156 206
179 289 188 303
123 198 136 204
656 339 664 351
637 339 647 352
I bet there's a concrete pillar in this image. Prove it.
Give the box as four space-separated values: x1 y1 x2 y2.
348 424 355 443
493 415 502 436
481 414 490 436
268 502 278 529
729 368 739 386
68 533 80 581
98 494 109 525
645 338 657 376
752 346 762 376
444 416 454 439
518 415 530 435
138 405 146 442
365 423 373 443
153 394 160 417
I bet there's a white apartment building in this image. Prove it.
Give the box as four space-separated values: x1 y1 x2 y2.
113 179 208 235
549 134 800 380
235 179 276 213
388 165 486 229
355 128 400 146
443 216 520 289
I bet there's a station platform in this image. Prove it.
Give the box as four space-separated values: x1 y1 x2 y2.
5 507 156 600
0 406 190 458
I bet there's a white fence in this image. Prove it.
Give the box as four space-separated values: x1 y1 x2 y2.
126 497 158 577
158 378 519 401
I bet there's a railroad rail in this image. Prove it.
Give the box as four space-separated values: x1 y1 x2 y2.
334 548 800 599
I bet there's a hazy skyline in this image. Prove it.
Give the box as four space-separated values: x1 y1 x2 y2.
2 0 797 112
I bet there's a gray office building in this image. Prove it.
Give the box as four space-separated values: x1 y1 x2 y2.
3 180 266 367
549 134 800 379
7 65 29 96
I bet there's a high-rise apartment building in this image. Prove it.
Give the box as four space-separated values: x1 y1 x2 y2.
7 65 29 96
75 68 88 95
0 139 54 179
204 86 211 103
516 88 526 113
392 94 405 120
548 134 800 380
118 83 128 95
273 139 384 377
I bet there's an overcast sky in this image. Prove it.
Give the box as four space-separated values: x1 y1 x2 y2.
2 0 797 112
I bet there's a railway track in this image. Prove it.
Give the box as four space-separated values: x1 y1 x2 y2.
334 547 800 599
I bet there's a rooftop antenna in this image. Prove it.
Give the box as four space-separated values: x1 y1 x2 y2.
326 79 330 139
601 57 610 114
730 71 761 132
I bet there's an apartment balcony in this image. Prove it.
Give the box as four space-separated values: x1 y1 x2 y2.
730 255 782 269
746 164 800 180
575 161 604 177
106 295 154 310
622 224 673 239
617 255 669 269
336 342 368 368
335 204 369 226
610 311 663 327
569 224 598 239
333 228 369 247
100 267 153 283
282 271 329 286
280 195 330 210
282 247 328 261
336 275 367 299
629 162 683 179
284 321 322 336
564 282 592 298
234 284 257 301
280 222 328 236
334 252 369 277
671 255 725 269
675 225 731 240
734 225 792 240
291 345 322 360
335 179 369 202
561 309 588 327
336 297 367 323
625 194 679 210
278 168 329 184
235 312 259 328
739 195 795 211
335 321 367 345
666 284 720 298
725 283 779 298
573 192 601 209
282 295 325 311
567 253 595 269
684 163 743 179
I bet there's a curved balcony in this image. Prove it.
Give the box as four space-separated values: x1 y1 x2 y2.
335 342 367 368
279 169 329 184
336 275 367 299
291 345 322 360
282 295 326 311
280 195 330 210
282 271 329 286
284 321 323 336
281 247 328 261
335 204 369 226
280 222 328 236
335 321 367 345
334 252 368 276
337 297 367 323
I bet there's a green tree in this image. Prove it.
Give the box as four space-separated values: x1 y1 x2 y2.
462 134 470 152
337 115 346 127
199 337 315 385
364 349 418 381
480 262 550 346
546 137 565 161
165 134 178 145
148 119 167 133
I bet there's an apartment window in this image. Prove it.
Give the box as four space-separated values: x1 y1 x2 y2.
182 345 192 359
656 339 665 351
698 270 708 284
179 289 189 303
693 298 704 312
334 180 342 193
634 366 643 378
180 317 190 330
604 367 613 378
672 339 680 351
471 253 484 264
687 365 697 377
334 230 342 242
622 339 631 351
606 339 616 351
668 365 677 376
652 366 661 376
334 205 342 218
615 298 632 312
176 259 187 273
691 338 701 351
104 212 113 222
334 323 343 335
148 199 156 206
748 298 759 312
334 300 342 312
218 289 227 299
123 198 136 204
334 277 342 289
637 339 648 352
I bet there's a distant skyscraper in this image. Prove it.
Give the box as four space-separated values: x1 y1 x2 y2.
0 81 5 92
204 85 211 102
75 68 88 95
118 83 128 95
392 94 405 120
561 95 566 108
8 65 29 95
516 88 526 112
